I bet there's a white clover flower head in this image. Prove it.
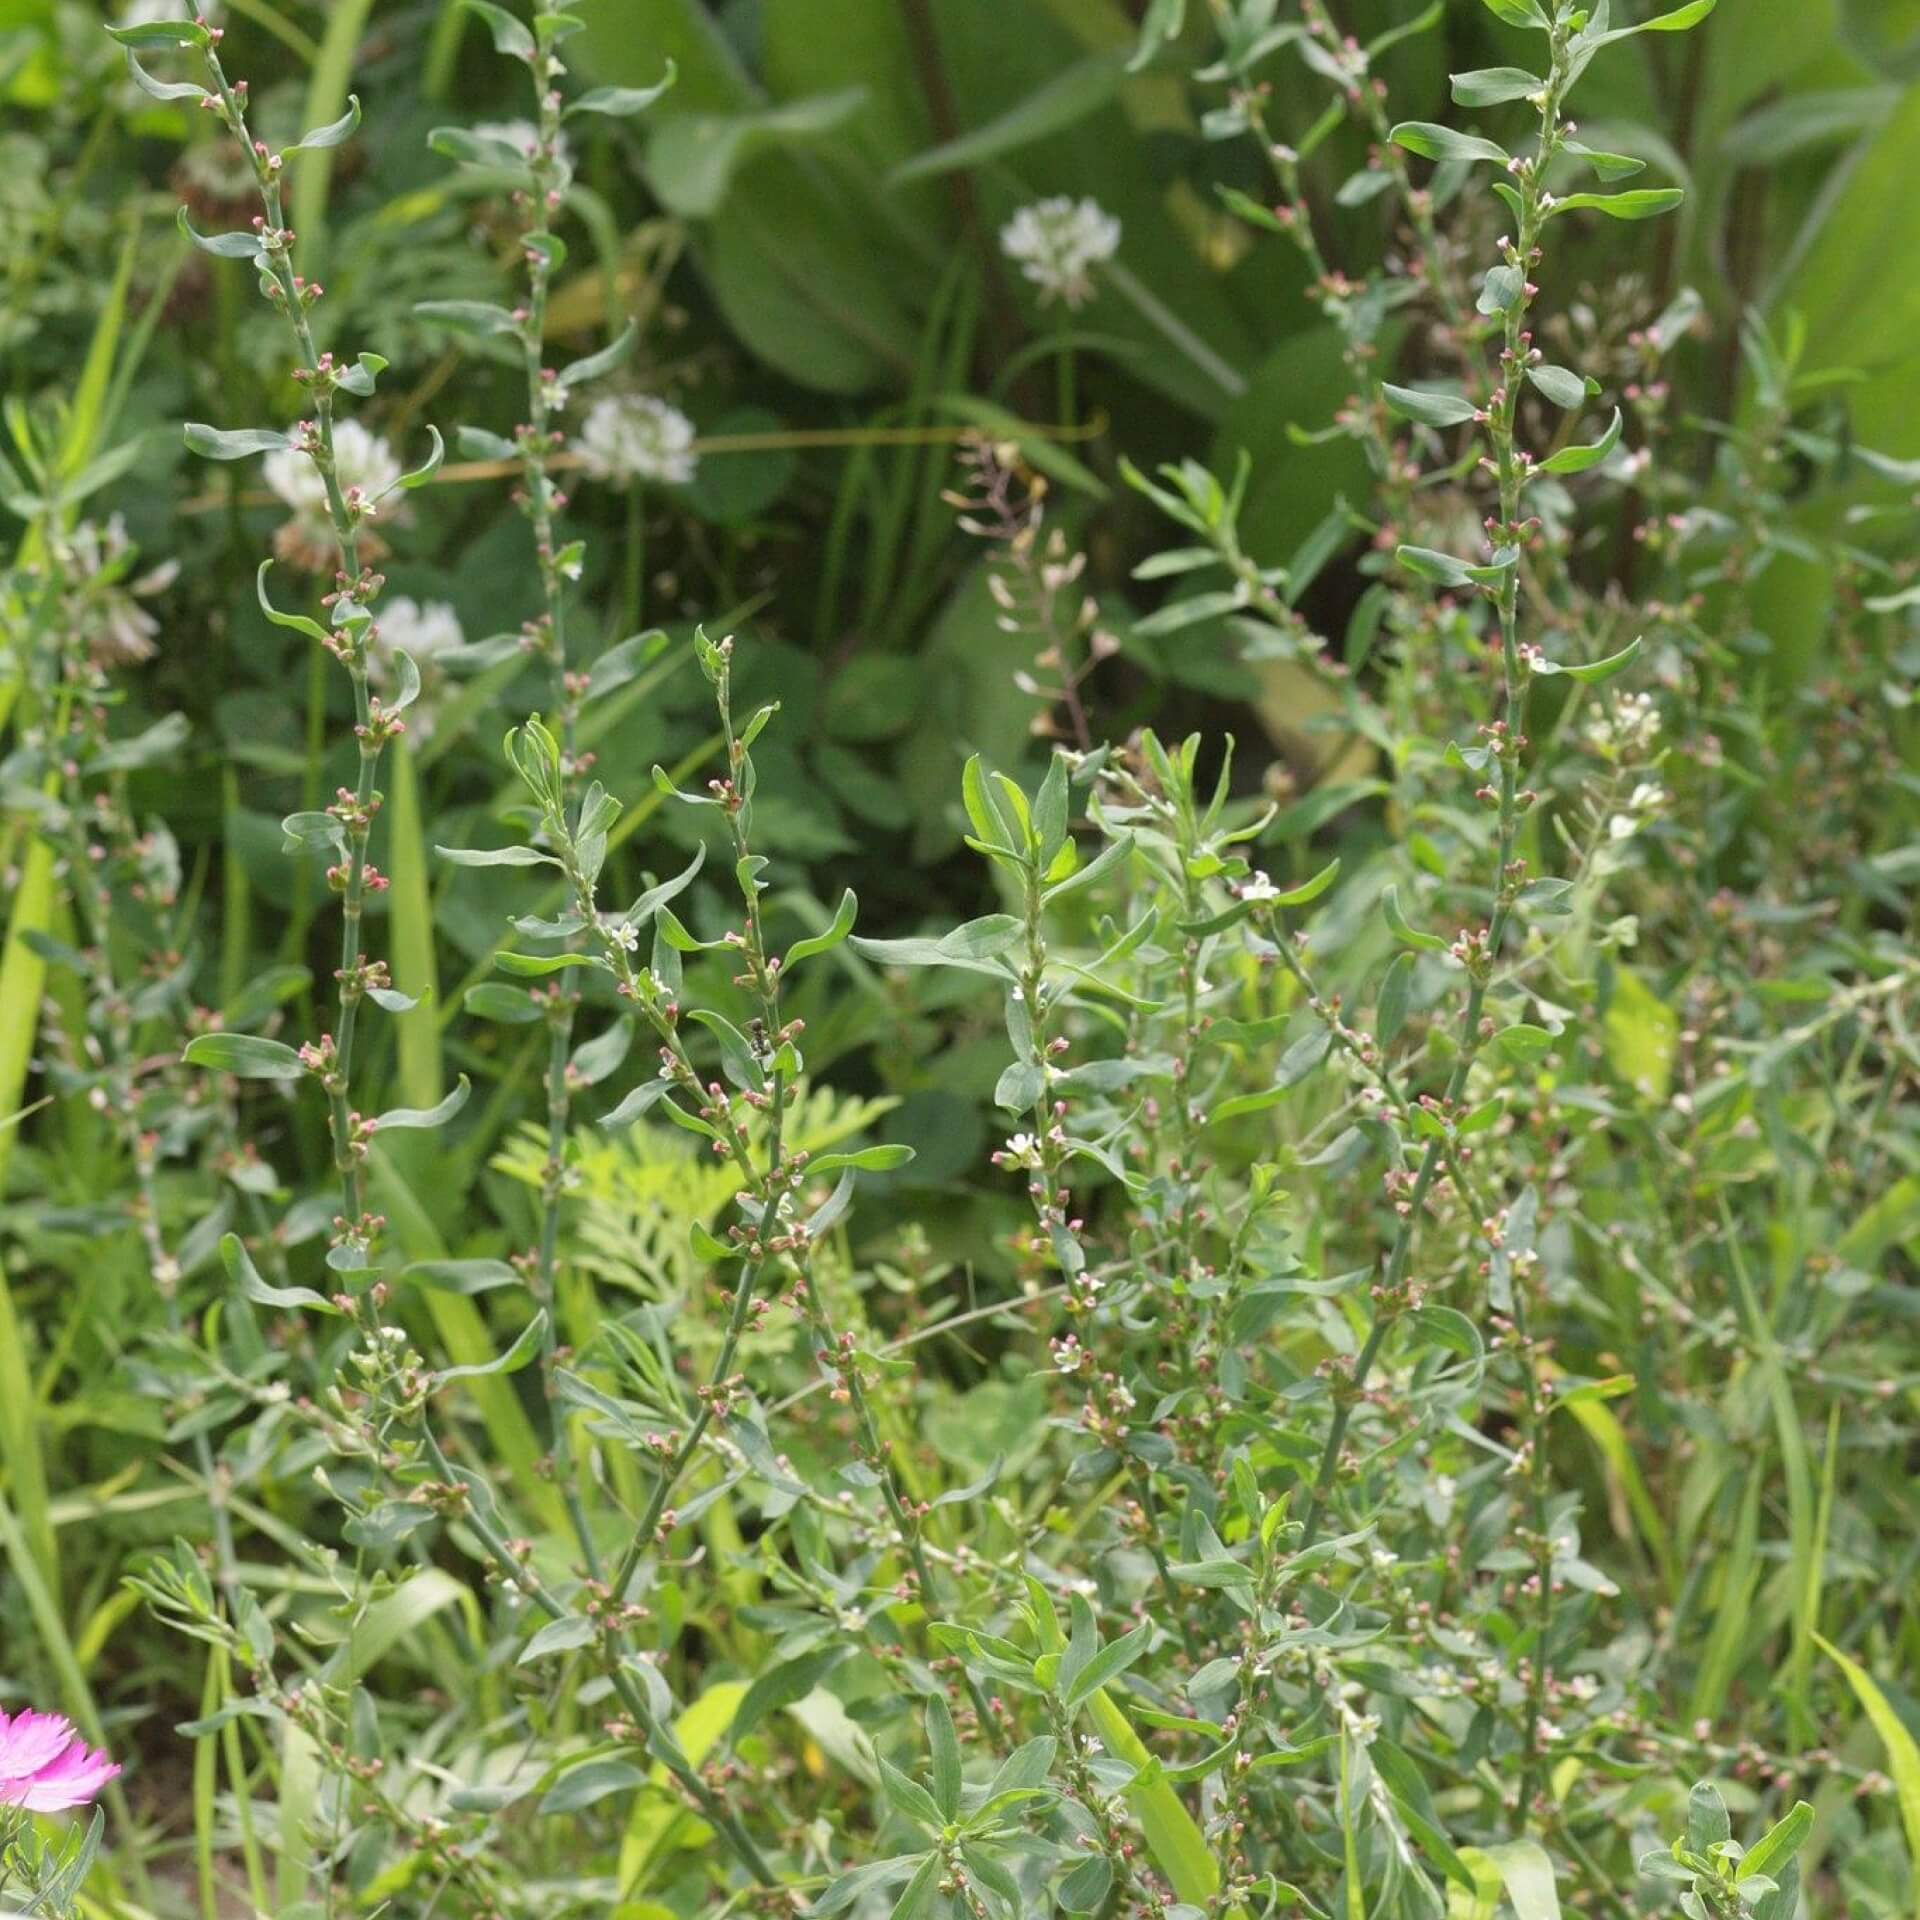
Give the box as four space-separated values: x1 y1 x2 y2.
999 196 1121 309
64 515 177 669
376 596 463 664
574 393 698 487
264 419 402 525
369 597 463 742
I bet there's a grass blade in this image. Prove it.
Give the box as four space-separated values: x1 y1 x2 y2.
1815 1634 1920 1918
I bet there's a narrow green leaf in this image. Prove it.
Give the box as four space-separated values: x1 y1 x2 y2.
1547 189 1685 221
183 1034 308 1080
1537 407 1623 474
1389 122 1510 165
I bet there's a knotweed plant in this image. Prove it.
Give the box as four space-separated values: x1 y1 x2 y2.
417 0 672 1584
41 2 1912 1918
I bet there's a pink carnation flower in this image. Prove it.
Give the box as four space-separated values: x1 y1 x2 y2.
0 1710 120 1812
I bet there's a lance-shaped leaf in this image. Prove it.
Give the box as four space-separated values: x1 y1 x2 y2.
281 811 347 859
125 49 207 101
554 322 635 396
1381 383 1479 428
1526 363 1592 407
333 351 388 398
390 424 445 496
183 1033 308 1079
1450 66 1543 106
1533 636 1642 683
565 68 677 119
1547 189 1685 221
1563 139 1645 180
373 1076 471 1132
437 842 558 868
104 17 212 46
784 889 857 970
599 1078 671 1128
176 207 264 260
289 96 360 153
1479 264 1526 315
804 1144 915 1176
1537 406 1623 474
460 0 535 60
254 560 331 643
585 628 670 701
1583 0 1715 46
414 299 520 337
1383 884 1448 953
1128 0 1185 70
187 423 291 461
1390 122 1511 165
438 1310 547 1383
220 1233 341 1315
428 126 534 171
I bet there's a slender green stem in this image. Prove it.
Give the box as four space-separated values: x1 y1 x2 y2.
203 47 385 1265
1297 29 1574 1555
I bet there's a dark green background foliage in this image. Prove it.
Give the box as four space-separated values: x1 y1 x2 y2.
1 0 1919 1917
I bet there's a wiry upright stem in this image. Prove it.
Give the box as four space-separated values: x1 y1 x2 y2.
1294 30 1578 1554
498 21 597 1574
196 31 401 1273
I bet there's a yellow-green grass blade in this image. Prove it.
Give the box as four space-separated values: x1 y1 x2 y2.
1816 1635 1920 1919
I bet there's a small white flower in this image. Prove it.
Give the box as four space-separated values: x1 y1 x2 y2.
1237 872 1281 903
1585 688 1659 759
264 419 402 525
999 196 1121 309
995 1132 1044 1171
608 921 641 953
574 393 698 487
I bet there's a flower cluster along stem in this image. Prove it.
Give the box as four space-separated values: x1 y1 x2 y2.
509 657 998 1742
496 23 598 1577
40 528 243 1594
703 658 1003 1739
200 35 390 1270
1295 32 1575 1557
1297 0 1474 345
